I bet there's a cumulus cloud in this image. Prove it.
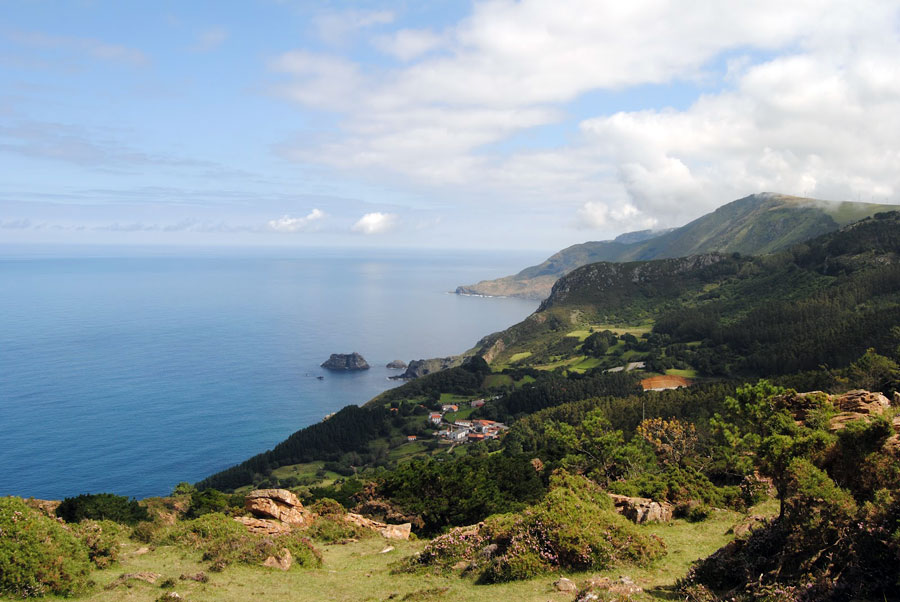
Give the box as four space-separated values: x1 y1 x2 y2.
267 208 326 233
374 28 443 61
351 212 398 235
272 0 900 235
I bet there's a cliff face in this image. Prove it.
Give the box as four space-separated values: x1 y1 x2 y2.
394 356 464 379
321 353 370 371
456 193 897 300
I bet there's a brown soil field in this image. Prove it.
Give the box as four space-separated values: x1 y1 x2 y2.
640 375 692 390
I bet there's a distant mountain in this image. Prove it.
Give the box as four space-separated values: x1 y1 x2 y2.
474 211 900 373
456 193 897 300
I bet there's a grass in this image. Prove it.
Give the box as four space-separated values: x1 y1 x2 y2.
37 507 750 602
569 357 603 373
508 352 533 363
439 393 469 405
444 406 475 421
665 368 698 378
388 441 427 462
271 462 343 485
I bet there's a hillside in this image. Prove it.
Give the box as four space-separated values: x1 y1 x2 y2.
456 193 897 300
473 211 900 375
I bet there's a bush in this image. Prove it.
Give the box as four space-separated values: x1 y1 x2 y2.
187 488 242 518
674 500 711 523
0 497 93 597
306 515 373 543
406 472 665 583
165 513 322 570
56 492 150 525
73 519 129 568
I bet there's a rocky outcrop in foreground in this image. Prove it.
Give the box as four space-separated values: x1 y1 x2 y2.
244 489 308 526
321 352 370 371
608 494 673 523
234 488 411 540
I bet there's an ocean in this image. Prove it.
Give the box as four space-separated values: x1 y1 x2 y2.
0 247 541 500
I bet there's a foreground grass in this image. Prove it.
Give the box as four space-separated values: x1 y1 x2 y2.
31 509 744 602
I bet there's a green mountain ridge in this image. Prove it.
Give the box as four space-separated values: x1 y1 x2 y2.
456 193 897 300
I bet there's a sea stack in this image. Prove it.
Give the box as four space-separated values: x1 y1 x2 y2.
321 352 370 371
386 360 407 370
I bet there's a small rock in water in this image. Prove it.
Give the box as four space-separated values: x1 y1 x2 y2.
321 352 370 371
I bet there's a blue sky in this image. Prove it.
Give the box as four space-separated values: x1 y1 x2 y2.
2 0 899 250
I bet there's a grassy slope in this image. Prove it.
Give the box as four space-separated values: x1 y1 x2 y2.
37 509 752 602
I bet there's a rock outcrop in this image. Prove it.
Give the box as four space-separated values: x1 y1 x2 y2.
321 352 370 371
386 359 407 370
608 494 673 523
234 516 292 536
391 355 464 379
262 547 292 571
344 512 411 540
244 489 307 525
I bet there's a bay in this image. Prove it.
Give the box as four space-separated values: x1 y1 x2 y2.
0 247 540 499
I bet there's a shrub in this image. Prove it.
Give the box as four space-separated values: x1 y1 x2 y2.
73 519 129 568
0 497 93 597
406 472 665 583
306 516 372 543
56 492 150 525
165 513 322 570
187 488 241 518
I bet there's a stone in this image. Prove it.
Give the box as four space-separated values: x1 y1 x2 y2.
234 516 292 536
134 547 150 556
104 572 162 589
379 546 395 554
554 577 577 592
893 391 900 406
321 352 370 371
262 547 292 571
344 512 412 540
160 593 182 600
179 572 208 583
732 515 769 538
608 494 673 523
244 489 306 525
386 360 407 370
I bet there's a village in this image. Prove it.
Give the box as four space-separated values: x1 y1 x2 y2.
402 398 509 445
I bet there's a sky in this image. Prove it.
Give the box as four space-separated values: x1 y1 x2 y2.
2 0 899 251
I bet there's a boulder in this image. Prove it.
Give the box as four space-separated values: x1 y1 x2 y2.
386 360 407 370
262 547 292 571
344 512 411 540
829 391 891 432
245 489 307 525
554 577 577 592
575 576 642 601
833 389 890 414
608 494 673 523
732 514 769 538
234 516 292 536
321 352 370 371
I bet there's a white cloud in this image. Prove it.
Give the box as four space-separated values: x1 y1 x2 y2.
313 9 394 45
351 212 397 235
374 29 443 61
267 208 326 233
272 0 900 236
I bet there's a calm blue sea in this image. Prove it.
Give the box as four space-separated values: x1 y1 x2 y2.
0 247 541 500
